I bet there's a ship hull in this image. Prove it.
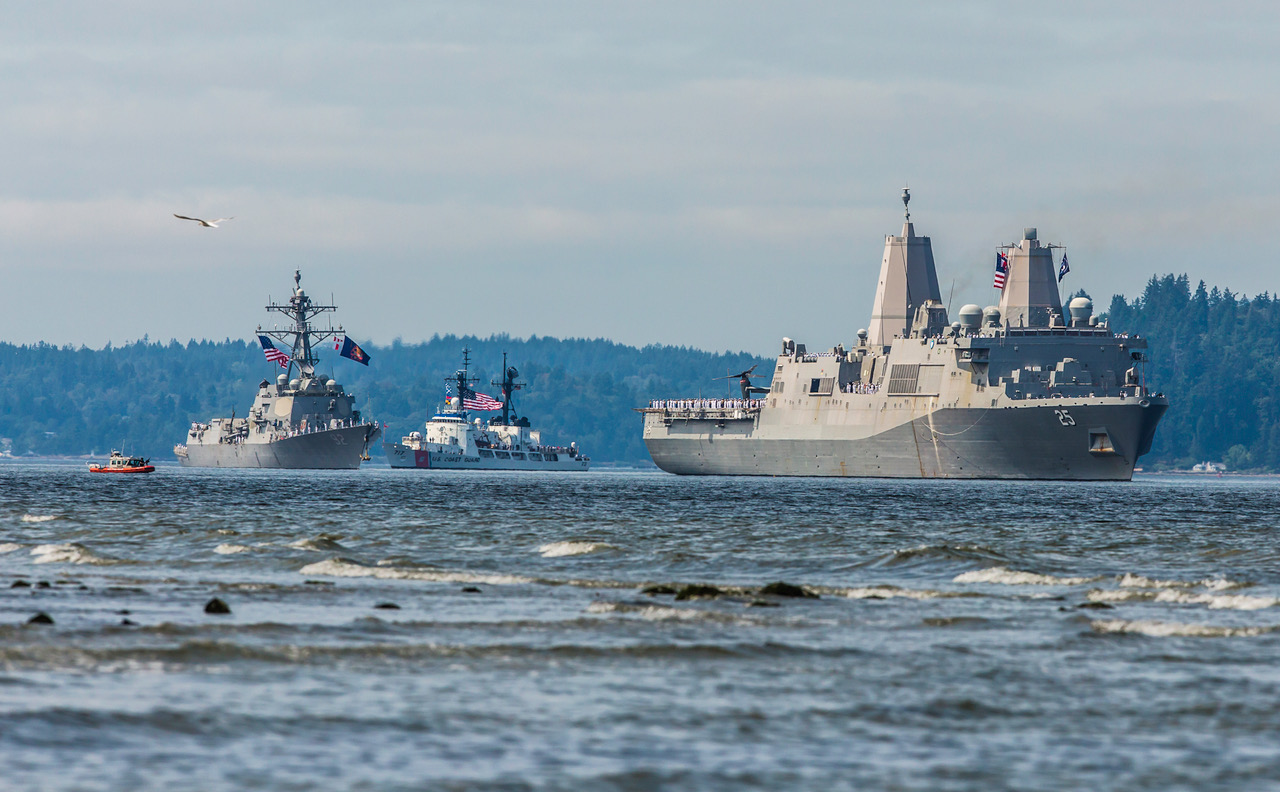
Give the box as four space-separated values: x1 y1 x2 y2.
643 399 1166 480
384 442 589 472
177 425 379 469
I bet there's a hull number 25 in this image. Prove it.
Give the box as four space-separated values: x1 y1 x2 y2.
1054 409 1076 426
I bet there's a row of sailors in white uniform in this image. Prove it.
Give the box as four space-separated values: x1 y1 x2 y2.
649 398 760 410
842 382 880 394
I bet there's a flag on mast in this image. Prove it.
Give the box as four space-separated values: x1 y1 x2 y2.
258 335 289 368
1058 253 1070 283
993 252 1009 289
462 389 503 411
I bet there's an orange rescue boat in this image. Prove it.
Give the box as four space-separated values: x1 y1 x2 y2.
89 451 155 474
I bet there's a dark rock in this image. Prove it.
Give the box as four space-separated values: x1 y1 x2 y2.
11 580 30 588
759 581 818 599
27 612 54 625
461 586 482 593
1077 601 1114 610
746 599 780 608
115 609 131 615
303 580 333 585
78 585 89 591
120 618 137 626
204 597 231 615
640 584 678 596
374 602 401 610
36 581 51 589
673 584 724 601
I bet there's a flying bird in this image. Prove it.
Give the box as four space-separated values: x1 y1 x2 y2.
174 214 234 228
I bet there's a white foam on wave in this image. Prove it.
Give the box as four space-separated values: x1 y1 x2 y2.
214 544 252 555
1153 590 1279 611
20 514 57 523
586 601 746 623
538 541 616 558
30 543 115 565
1118 572 1247 591
1091 619 1278 638
289 536 346 552
954 566 1097 586
842 585 958 601
0 543 21 554
299 557 536 586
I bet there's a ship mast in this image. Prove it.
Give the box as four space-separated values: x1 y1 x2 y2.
259 270 340 380
492 351 525 426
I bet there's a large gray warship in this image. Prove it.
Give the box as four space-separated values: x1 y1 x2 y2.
174 271 381 469
640 191 1167 479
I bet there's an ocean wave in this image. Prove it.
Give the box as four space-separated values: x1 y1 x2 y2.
288 536 347 552
840 585 965 601
29 543 117 565
300 557 537 586
586 601 750 623
868 544 1009 568
538 541 616 558
1091 619 1280 638
953 566 1098 586
1118 573 1248 591
214 544 253 555
0 543 22 554
20 514 57 523
1152 590 1280 611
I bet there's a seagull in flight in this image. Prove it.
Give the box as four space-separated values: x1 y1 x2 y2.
174 214 234 228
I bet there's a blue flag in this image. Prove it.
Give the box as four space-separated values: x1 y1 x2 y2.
1058 253 1070 283
339 336 371 366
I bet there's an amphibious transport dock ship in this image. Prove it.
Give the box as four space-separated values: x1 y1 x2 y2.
640 190 1167 480
174 271 381 469
385 351 589 472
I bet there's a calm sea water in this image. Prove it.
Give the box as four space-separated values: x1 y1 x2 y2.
2 463 1279 791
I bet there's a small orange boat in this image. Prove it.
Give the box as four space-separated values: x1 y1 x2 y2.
88 451 155 474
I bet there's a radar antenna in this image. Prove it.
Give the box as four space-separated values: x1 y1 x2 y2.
258 270 341 379
902 186 911 222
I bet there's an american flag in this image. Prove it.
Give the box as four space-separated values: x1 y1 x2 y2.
993 251 1009 289
462 389 503 411
258 335 290 368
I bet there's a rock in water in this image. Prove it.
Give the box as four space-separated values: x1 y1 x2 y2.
204 597 231 615
11 580 30 588
759 581 819 599
461 586 481 593
374 602 401 610
27 612 54 625
673 584 724 601
640 584 678 596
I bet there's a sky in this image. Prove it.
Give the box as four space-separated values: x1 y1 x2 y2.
1 2 1277 356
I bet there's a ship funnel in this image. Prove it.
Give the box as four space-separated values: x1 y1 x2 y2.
867 192 942 346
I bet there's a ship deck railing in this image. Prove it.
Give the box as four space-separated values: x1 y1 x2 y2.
637 400 763 420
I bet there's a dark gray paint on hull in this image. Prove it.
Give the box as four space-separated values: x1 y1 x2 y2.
645 401 1166 480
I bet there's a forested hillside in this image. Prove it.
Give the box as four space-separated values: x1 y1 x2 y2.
0 335 769 464
1106 275 1280 471
1 275 1276 469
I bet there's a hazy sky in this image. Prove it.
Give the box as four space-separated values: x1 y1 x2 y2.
1 2 1276 355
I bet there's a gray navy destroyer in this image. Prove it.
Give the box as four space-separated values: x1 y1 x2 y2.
385 351 589 472
174 271 381 469
640 190 1167 479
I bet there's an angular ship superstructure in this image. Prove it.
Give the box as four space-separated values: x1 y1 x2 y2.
174 271 381 469
640 191 1167 479
385 351 589 472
